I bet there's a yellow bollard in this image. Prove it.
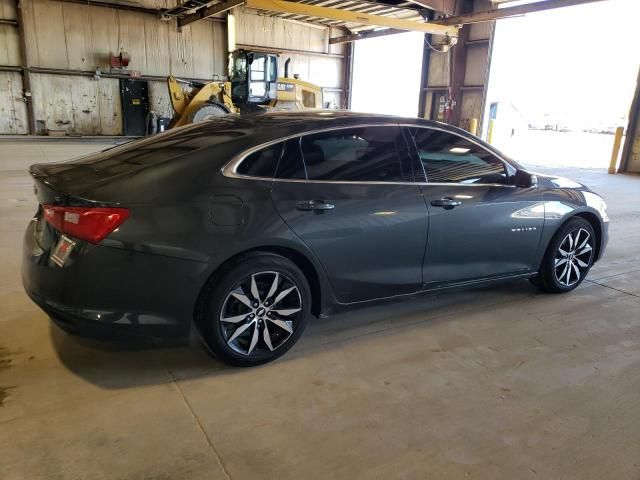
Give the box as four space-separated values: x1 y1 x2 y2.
469 118 478 136
608 126 624 174
487 119 495 144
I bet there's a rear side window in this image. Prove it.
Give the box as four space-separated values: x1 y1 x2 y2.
236 143 282 178
300 126 411 182
235 138 306 179
275 138 307 180
408 127 507 184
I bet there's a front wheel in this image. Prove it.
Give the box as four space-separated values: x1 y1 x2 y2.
531 217 596 293
198 252 311 366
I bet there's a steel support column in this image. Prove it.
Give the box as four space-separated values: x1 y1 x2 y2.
417 33 432 119
341 41 354 109
619 67 640 173
448 0 472 126
16 0 35 135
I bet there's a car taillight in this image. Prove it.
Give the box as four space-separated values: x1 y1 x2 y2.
42 205 130 244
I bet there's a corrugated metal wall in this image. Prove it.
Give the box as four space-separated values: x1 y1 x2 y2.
0 0 345 135
0 0 27 133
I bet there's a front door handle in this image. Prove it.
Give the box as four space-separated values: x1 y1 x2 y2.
430 197 462 209
296 200 336 212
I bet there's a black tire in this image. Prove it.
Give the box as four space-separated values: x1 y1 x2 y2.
531 217 596 293
189 102 229 123
198 252 311 367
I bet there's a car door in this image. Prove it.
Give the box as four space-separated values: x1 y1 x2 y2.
404 126 544 286
270 125 429 303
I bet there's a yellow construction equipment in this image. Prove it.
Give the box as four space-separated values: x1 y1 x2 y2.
168 49 323 128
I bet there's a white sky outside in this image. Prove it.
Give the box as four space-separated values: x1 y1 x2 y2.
486 0 640 130
350 31 424 117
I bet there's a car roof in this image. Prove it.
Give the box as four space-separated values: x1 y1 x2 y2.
225 109 449 129
189 109 478 141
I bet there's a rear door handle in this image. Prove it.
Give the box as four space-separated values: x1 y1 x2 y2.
430 197 462 209
296 200 336 212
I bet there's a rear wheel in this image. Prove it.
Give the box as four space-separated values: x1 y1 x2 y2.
531 217 596 293
199 252 311 366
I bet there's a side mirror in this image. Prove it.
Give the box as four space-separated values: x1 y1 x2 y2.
514 169 537 188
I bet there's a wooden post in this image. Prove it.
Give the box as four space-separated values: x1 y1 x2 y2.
608 126 624 174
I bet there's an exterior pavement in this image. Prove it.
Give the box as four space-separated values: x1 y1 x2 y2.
1 139 639 479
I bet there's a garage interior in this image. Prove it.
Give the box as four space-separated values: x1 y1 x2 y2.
1 0 640 478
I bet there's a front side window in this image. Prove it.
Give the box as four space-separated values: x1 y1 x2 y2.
250 56 266 81
408 127 508 184
299 126 411 182
249 55 269 98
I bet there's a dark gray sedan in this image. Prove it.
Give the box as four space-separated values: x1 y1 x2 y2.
23 112 609 366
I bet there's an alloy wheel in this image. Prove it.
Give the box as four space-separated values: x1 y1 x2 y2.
554 228 593 287
219 271 302 356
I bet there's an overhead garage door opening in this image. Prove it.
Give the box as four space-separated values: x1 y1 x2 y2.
350 32 424 117
484 0 640 169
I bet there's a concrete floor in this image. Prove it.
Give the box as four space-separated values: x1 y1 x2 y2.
1 140 639 479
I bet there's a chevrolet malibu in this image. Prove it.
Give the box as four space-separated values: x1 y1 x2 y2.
23 112 609 366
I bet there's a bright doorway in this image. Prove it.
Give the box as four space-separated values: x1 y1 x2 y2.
350 32 424 117
484 0 640 169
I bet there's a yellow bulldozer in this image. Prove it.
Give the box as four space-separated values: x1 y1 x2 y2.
168 49 323 128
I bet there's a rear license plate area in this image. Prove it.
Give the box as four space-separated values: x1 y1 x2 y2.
51 235 76 267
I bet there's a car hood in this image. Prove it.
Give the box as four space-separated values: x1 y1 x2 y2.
533 172 590 191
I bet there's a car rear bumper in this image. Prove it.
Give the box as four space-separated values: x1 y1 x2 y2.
22 217 209 340
24 288 183 340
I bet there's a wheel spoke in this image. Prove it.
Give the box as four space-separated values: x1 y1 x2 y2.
269 318 293 334
577 230 590 249
265 272 279 301
263 323 274 351
250 274 261 303
228 322 252 343
272 286 296 306
247 324 259 354
558 248 569 258
577 244 592 256
231 291 253 308
559 262 570 285
567 262 573 285
555 257 568 267
221 314 247 324
567 233 574 250
575 257 588 268
571 261 580 280
271 307 301 317
574 230 582 249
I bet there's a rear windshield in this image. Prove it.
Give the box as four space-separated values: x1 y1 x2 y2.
65 121 248 173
